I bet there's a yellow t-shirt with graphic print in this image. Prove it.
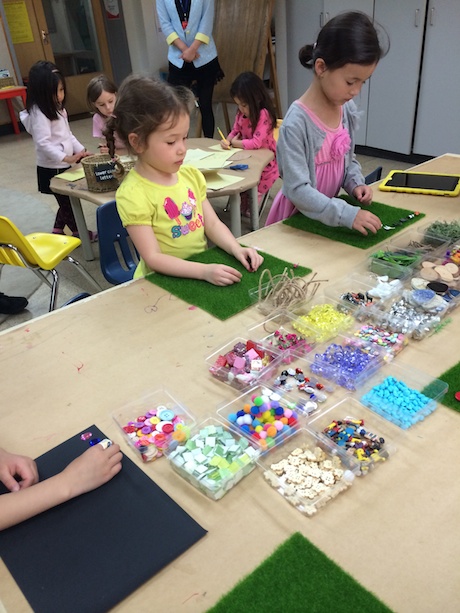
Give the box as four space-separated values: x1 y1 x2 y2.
116 165 208 279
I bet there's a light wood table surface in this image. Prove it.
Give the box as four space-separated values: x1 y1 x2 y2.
3 154 460 613
50 139 273 261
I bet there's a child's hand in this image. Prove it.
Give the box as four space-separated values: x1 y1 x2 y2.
203 264 242 286
61 443 122 498
220 140 231 150
0 448 39 492
353 184 373 205
352 209 382 236
230 136 243 149
234 247 264 272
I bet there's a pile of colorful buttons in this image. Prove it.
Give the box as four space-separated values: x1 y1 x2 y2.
353 323 407 357
120 405 191 462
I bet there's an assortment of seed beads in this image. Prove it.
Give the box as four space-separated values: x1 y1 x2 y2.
361 376 437 429
167 421 260 500
208 339 278 389
292 303 354 343
222 390 299 451
262 443 355 515
353 324 407 358
121 406 191 462
310 340 382 391
270 367 333 416
321 417 389 475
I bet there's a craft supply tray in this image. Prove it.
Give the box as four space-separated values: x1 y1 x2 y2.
164 416 260 500
112 388 196 462
384 223 450 258
307 396 399 476
358 361 448 429
257 427 358 515
367 248 423 280
247 310 316 360
206 336 283 391
289 296 355 344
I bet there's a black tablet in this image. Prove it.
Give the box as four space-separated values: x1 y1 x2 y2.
379 170 460 196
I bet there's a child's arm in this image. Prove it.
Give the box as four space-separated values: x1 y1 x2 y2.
127 224 242 285
0 444 122 531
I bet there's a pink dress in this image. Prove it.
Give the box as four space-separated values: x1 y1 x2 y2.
92 113 125 151
228 108 279 197
266 103 351 225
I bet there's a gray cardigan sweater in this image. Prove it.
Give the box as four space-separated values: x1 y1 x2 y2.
277 100 365 229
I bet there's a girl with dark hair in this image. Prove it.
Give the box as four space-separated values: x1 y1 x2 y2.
105 75 263 284
20 61 96 239
266 11 389 235
86 74 124 153
222 71 279 219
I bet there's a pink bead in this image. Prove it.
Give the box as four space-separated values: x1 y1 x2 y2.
274 420 284 431
259 431 267 439
284 408 293 418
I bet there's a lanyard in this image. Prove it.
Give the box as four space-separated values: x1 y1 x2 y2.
174 0 191 29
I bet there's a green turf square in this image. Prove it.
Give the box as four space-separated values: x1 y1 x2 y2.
146 247 311 320
206 532 393 613
282 195 425 249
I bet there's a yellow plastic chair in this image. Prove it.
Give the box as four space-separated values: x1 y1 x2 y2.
0 216 100 311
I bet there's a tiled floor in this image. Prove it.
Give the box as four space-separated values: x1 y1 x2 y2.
0 111 413 332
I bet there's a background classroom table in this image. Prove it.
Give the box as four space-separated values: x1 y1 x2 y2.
2 154 460 613
50 139 274 261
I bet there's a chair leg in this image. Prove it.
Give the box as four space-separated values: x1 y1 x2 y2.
66 256 101 292
49 268 59 311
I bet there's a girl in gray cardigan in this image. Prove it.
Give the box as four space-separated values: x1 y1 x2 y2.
266 11 388 235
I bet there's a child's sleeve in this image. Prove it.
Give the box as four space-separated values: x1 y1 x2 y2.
227 112 242 141
116 180 156 227
92 114 105 139
240 108 272 150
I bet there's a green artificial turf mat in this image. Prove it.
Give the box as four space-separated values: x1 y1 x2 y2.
282 195 425 249
146 247 311 320
207 532 394 613
435 362 460 413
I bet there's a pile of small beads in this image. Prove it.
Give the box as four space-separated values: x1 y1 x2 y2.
209 339 276 388
353 324 407 357
224 390 299 450
377 294 443 339
293 304 354 343
321 417 389 475
310 340 382 391
167 422 260 500
271 367 332 415
262 444 355 515
361 376 436 428
121 406 191 462
265 329 313 355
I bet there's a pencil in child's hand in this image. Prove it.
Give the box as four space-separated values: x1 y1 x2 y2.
217 127 230 146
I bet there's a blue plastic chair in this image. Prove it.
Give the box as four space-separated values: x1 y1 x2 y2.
96 200 139 285
364 166 383 185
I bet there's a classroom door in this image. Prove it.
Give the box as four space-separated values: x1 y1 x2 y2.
3 0 112 115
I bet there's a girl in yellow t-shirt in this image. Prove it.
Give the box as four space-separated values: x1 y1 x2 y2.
107 75 263 284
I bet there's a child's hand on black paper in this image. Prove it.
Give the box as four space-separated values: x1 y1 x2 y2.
0 448 38 492
62 443 122 498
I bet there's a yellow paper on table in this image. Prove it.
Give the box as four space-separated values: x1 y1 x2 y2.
206 173 244 190
185 148 235 171
54 168 85 181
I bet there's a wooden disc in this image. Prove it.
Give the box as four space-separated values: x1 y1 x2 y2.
421 260 436 268
434 266 453 282
444 262 459 275
420 268 439 281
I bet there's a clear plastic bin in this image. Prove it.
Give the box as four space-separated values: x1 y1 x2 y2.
289 297 355 344
358 361 448 429
217 385 301 453
308 333 385 391
256 354 339 417
164 417 260 500
206 336 283 391
247 310 316 360
385 223 450 258
112 388 196 462
308 396 399 476
257 427 358 515
368 249 423 280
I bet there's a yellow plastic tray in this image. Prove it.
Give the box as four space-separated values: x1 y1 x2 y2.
379 170 460 197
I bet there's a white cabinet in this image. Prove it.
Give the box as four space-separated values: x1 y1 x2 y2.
412 0 460 156
366 1 426 154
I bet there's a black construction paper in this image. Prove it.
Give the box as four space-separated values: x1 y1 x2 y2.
0 426 207 613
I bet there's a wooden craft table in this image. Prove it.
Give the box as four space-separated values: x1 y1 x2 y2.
2 154 460 613
0 86 27 135
50 138 274 261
